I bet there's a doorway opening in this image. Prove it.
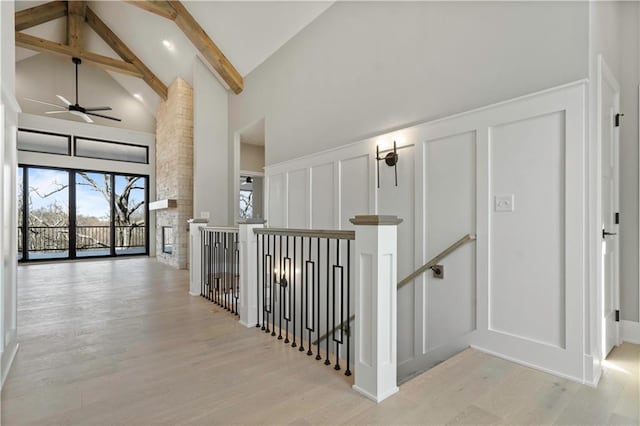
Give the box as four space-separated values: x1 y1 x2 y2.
235 118 265 222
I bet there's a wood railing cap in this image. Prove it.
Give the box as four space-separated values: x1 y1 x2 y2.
238 218 267 225
349 215 403 226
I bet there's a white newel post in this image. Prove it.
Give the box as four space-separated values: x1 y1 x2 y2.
188 219 209 296
239 219 266 328
350 215 403 403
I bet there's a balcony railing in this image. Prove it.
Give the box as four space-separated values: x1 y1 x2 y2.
192 216 403 403
18 225 146 258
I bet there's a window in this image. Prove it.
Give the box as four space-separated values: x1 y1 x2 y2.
17 165 149 261
162 227 173 255
74 137 148 164
17 129 71 155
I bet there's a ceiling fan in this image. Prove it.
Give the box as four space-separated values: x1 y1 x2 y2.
25 57 122 123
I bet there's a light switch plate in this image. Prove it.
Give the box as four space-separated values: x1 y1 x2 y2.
495 194 514 212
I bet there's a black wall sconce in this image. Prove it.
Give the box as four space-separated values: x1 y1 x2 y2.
376 141 399 188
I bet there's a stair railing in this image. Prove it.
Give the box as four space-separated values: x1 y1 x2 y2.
313 233 476 346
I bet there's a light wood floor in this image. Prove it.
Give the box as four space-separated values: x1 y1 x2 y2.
2 258 639 425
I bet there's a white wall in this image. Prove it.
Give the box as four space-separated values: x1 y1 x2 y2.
17 113 157 254
264 82 591 383
193 57 229 225
230 1 589 166
240 142 264 174
16 54 156 134
1 0 19 389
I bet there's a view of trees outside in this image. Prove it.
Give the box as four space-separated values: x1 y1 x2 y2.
17 166 147 259
239 189 253 219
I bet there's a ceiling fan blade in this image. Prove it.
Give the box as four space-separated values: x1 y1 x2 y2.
24 98 66 109
56 95 72 106
80 113 94 123
69 110 93 123
45 111 68 115
85 112 122 122
84 106 112 112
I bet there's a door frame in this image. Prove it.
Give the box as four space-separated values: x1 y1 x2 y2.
596 55 622 357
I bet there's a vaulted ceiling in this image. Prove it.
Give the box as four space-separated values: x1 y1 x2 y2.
15 1 333 115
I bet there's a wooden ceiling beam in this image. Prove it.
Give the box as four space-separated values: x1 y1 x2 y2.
15 32 144 78
15 1 68 32
67 1 86 50
85 7 168 100
124 1 176 20
168 1 243 94
125 0 244 94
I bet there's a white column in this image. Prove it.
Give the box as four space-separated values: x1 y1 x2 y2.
188 219 209 296
239 219 266 328
350 215 402 403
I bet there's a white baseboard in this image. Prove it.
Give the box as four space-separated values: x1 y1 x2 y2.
621 320 640 344
188 291 200 297
1 341 19 389
470 344 586 385
352 384 399 403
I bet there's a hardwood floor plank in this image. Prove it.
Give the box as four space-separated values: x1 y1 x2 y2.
2 258 639 425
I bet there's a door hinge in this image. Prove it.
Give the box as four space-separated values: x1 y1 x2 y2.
615 113 624 127
615 212 620 224
615 310 620 322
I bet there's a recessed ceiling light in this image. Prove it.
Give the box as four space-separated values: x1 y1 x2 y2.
133 93 143 101
162 40 174 51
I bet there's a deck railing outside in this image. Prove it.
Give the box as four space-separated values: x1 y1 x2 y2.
18 225 146 257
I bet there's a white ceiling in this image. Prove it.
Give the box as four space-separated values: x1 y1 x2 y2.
15 0 333 116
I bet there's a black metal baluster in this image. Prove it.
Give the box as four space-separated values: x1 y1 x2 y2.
271 234 277 337
208 231 213 301
265 234 271 333
345 239 352 376
316 237 321 360
284 235 290 344
299 236 305 353
213 232 218 305
235 232 240 315
261 233 266 331
334 240 342 371
256 232 261 328
323 238 330 364
278 235 283 340
305 237 314 356
292 236 297 348
201 229 205 297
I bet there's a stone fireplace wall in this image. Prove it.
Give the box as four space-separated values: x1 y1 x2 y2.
155 78 193 269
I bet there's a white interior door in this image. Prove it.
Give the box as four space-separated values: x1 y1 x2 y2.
599 57 621 358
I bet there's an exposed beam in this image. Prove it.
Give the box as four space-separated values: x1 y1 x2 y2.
67 1 86 50
85 7 168 100
124 1 176 20
125 0 244 94
15 1 67 32
167 1 243 94
15 32 144 78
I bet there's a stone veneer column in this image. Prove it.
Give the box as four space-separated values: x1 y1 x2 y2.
155 77 194 269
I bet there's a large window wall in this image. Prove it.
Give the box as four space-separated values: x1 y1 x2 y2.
17 165 149 261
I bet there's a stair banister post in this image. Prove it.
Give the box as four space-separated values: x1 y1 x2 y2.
239 219 266 327
350 215 403 403
188 218 209 296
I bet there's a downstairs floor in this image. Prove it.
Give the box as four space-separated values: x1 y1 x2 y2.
2 258 639 425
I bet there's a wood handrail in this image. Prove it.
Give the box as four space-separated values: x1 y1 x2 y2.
254 227 355 241
397 234 476 288
313 233 476 345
